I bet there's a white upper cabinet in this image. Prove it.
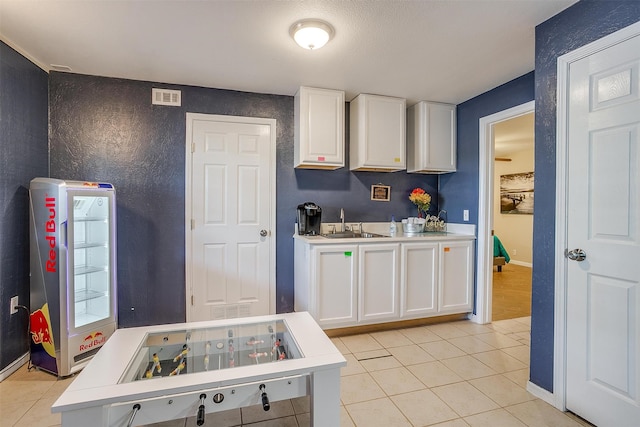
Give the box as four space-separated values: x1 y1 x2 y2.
350 94 406 172
294 86 345 170
407 101 457 173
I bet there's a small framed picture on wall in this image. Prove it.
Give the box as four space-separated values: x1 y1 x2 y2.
371 184 391 202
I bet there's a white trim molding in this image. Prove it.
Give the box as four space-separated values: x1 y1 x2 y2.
554 20 640 412
0 353 29 382
527 380 556 407
473 101 535 325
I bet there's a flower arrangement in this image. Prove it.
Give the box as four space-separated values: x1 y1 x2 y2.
409 188 431 216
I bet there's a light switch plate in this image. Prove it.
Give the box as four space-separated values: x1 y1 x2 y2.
10 296 18 315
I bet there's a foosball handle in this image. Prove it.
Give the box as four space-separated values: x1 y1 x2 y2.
127 403 141 427
259 384 270 411
197 394 206 426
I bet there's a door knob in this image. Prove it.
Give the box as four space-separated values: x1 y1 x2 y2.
565 248 587 262
260 229 268 237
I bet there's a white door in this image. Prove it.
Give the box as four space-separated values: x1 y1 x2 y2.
186 114 276 322
565 31 640 426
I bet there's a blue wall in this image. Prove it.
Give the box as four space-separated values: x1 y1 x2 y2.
6 0 640 388
440 72 535 224
531 0 640 393
49 72 437 327
0 41 49 371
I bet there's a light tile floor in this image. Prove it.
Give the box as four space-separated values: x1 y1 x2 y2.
0 317 594 426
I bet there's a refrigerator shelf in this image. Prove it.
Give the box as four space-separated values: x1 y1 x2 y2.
74 265 108 276
75 289 108 303
74 217 108 223
73 242 108 250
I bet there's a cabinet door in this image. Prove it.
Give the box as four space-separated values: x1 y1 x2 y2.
358 244 400 324
407 101 456 173
439 241 474 314
350 94 406 171
294 87 345 169
401 242 438 318
313 245 358 327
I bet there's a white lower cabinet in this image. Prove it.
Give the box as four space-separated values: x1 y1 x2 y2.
295 241 358 328
401 242 439 318
294 238 473 329
359 244 400 324
438 240 474 314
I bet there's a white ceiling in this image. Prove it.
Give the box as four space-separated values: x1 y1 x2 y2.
0 0 576 106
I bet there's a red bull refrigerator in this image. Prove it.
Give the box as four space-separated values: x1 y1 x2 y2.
29 178 117 377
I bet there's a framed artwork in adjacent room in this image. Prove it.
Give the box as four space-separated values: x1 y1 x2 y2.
500 172 534 214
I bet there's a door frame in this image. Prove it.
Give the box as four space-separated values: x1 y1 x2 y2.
184 113 277 322
472 100 535 325
554 20 640 411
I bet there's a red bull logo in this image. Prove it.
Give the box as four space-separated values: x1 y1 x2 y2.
44 195 57 273
30 304 56 357
80 331 107 352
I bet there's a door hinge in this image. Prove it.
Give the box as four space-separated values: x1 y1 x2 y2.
191 143 195 153
191 219 195 230
191 295 194 306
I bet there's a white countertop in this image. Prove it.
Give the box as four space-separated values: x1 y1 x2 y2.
293 222 476 244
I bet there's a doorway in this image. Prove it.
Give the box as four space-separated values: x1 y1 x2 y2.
473 101 535 325
491 113 534 321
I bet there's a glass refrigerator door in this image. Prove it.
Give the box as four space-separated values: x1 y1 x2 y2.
68 191 114 330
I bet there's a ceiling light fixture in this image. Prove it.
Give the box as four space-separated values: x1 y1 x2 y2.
289 19 334 50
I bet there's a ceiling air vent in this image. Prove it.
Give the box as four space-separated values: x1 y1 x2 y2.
152 88 181 106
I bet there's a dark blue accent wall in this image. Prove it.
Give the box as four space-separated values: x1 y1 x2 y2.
440 72 535 224
49 72 437 327
531 0 640 393
0 41 49 371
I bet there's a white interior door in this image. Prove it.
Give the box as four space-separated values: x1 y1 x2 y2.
565 31 640 426
186 114 275 322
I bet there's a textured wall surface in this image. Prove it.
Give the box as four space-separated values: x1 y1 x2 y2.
0 41 49 371
49 72 437 327
440 72 535 225
440 72 535 322
531 0 640 393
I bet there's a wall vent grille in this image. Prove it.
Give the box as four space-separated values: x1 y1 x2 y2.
152 88 181 106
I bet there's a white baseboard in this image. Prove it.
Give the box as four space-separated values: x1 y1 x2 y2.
0 353 29 382
526 380 558 408
510 260 532 268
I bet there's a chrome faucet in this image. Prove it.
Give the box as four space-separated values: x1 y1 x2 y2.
340 208 345 232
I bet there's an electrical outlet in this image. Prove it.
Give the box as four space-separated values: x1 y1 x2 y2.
10 296 19 315
513 249 517 256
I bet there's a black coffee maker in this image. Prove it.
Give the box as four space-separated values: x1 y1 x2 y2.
297 202 322 235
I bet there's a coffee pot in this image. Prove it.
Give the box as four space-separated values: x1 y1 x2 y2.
297 202 322 235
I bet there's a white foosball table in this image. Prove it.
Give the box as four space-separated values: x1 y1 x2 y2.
52 312 346 426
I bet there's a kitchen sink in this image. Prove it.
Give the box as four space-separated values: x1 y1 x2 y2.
321 231 387 239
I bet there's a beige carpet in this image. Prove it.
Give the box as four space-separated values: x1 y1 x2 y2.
492 263 532 321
